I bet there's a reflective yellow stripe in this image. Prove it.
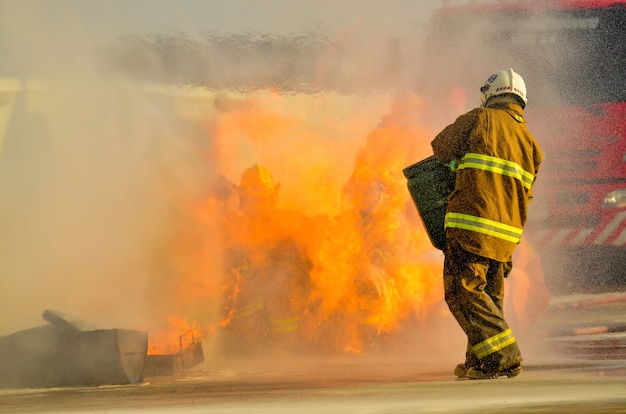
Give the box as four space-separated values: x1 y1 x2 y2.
458 153 534 189
233 302 264 320
271 317 299 333
445 212 523 243
374 248 393 264
471 328 517 359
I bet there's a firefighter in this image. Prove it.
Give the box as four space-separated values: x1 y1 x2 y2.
430 68 544 379
221 165 313 355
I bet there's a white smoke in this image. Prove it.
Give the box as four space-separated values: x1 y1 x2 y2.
0 0 212 334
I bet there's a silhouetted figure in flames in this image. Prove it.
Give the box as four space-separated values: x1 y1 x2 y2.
219 165 319 356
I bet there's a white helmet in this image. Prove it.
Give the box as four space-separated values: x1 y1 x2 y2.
480 68 527 107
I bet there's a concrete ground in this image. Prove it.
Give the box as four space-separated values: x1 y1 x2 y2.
0 358 625 414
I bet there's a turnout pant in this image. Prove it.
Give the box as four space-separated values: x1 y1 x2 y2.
443 239 522 371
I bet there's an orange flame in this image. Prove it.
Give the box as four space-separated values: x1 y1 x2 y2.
148 315 202 355
303 93 443 353
148 89 449 355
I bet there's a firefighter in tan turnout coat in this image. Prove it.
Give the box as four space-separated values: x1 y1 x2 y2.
431 68 544 379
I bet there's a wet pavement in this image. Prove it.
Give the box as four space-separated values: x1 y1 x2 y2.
1 292 625 414
0 359 625 414
530 292 626 360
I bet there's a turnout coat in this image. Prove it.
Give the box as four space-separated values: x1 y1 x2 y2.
431 102 544 262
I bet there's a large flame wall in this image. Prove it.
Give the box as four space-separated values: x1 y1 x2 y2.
146 88 446 355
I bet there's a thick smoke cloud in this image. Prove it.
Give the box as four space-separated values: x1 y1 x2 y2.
0 1 214 334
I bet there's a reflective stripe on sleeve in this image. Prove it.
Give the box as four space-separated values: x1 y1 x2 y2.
471 328 517 359
445 212 523 243
458 153 535 189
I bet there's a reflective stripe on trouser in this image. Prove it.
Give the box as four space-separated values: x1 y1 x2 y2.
271 316 299 333
471 328 516 359
443 239 522 371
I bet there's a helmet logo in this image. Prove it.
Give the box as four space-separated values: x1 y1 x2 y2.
481 73 498 94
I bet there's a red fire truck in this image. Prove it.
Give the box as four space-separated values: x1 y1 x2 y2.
419 0 626 292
